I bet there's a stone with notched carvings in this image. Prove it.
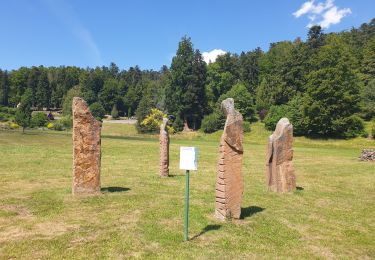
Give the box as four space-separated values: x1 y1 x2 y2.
72 97 101 195
159 118 169 177
215 98 244 220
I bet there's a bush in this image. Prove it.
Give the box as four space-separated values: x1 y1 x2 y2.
0 106 16 122
201 110 225 133
219 83 257 122
264 105 288 131
243 121 251 133
53 122 64 131
139 108 175 134
332 115 365 138
89 102 106 120
8 122 19 129
59 116 73 129
111 104 119 119
31 112 48 128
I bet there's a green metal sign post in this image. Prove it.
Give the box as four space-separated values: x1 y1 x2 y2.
184 170 190 241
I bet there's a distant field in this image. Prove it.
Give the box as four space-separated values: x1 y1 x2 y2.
0 123 374 259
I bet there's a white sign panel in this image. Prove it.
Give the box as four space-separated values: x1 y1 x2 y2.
179 147 198 171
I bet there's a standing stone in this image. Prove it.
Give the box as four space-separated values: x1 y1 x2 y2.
72 97 102 195
159 118 169 177
266 118 296 193
215 98 244 220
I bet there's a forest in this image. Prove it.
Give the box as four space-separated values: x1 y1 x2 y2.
0 18 374 138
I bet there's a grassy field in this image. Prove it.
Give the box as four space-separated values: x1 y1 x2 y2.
0 122 374 259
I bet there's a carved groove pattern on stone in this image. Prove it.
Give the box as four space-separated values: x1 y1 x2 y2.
159 118 169 177
215 98 244 220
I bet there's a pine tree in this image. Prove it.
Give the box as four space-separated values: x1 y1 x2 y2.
15 89 33 133
166 36 207 130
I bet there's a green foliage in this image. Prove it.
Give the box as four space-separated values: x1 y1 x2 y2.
0 106 16 121
361 79 375 120
89 102 106 120
62 85 82 116
31 112 48 127
332 115 365 138
111 104 119 119
264 105 288 131
200 109 225 133
302 35 362 137
53 121 64 131
15 89 33 132
139 108 174 134
243 121 251 132
165 36 207 130
219 83 257 122
372 121 375 139
59 116 72 129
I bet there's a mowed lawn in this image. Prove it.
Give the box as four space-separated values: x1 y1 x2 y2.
0 122 374 259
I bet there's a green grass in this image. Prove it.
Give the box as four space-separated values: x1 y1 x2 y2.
0 122 374 259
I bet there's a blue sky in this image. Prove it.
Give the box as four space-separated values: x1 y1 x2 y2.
1 0 374 71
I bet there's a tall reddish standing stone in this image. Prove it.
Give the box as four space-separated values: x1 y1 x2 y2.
72 97 102 195
159 118 169 177
215 98 244 220
266 118 296 193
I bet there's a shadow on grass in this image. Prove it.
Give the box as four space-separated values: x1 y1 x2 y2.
240 206 265 219
168 174 185 178
191 224 221 240
101 187 130 193
296 186 304 191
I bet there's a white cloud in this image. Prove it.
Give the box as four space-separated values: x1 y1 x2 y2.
293 0 351 29
202 49 226 64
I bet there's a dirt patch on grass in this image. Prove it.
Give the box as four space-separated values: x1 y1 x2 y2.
0 221 78 243
0 205 34 219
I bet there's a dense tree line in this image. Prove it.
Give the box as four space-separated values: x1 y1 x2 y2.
0 18 374 137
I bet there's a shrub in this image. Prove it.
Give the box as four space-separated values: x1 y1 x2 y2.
111 104 119 119
31 112 48 128
264 105 288 131
243 121 251 133
53 122 64 131
59 116 73 129
62 86 82 116
8 122 19 129
89 102 106 120
201 110 225 133
332 115 365 138
219 83 257 122
47 122 54 129
139 108 175 134
0 107 16 122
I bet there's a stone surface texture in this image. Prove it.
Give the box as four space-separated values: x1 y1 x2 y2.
72 97 102 195
266 118 296 193
359 149 375 161
215 98 244 220
159 118 169 177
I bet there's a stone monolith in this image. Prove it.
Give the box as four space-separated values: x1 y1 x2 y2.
215 98 244 220
159 117 169 177
72 97 102 195
266 118 296 193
